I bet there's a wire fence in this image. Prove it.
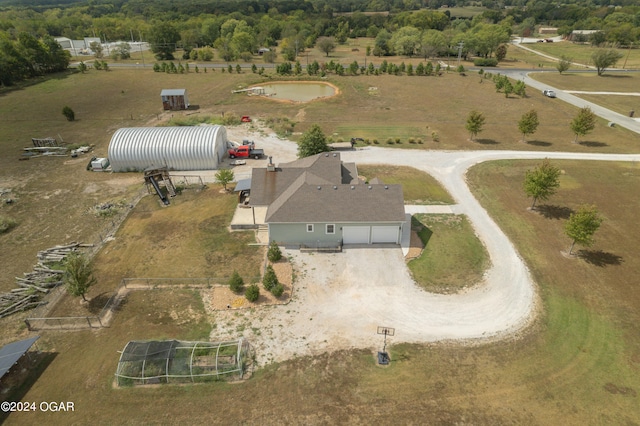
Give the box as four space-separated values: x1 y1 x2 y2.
25 275 260 331
20 175 216 330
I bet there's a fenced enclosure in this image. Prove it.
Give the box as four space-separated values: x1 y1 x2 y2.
115 339 251 386
25 276 261 331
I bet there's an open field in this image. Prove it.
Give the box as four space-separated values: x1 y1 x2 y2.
523 41 640 70
1 64 640 423
3 159 640 424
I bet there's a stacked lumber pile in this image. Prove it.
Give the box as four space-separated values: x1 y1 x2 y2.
0 242 93 318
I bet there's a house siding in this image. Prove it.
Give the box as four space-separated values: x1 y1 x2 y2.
269 221 403 247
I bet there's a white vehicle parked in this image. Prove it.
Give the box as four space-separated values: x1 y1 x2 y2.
543 89 557 98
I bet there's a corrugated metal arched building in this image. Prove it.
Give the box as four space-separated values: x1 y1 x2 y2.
107 126 228 172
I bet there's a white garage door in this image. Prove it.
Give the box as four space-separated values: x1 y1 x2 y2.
371 226 399 244
342 226 370 244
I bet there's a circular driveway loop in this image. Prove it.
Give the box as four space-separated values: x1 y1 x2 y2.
213 130 640 365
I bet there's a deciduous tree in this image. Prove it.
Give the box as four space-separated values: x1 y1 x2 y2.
591 49 623 76
565 205 603 255
465 110 485 141
523 158 560 209
215 169 234 191
556 55 572 74
570 107 596 143
518 109 539 143
64 253 96 302
316 36 336 57
148 22 180 60
298 124 329 158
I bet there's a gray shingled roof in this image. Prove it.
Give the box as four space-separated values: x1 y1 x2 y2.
266 183 405 223
250 152 348 206
250 152 404 224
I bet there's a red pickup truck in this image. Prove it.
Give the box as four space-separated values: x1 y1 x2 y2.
228 145 265 159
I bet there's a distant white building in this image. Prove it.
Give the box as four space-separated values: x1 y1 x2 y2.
568 30 601 41
54 37 101 55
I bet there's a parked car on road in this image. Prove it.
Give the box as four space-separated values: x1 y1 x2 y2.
543 89 557 98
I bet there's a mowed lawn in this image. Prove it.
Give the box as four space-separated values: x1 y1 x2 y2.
4 159 640 424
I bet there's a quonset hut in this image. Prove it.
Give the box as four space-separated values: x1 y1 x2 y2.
107 126 228 172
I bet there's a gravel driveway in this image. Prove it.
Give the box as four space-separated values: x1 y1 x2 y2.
210 126 640 366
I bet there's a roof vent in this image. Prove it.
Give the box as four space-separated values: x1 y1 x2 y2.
350 185 355 190
368 185 372 190
333 185 337 190
325 153 329 157
317 186 321 190
384 185 388 189
333 153 337 157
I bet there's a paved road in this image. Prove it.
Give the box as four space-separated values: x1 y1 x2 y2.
499 69 640 134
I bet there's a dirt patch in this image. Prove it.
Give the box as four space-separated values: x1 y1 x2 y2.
202 259 293 311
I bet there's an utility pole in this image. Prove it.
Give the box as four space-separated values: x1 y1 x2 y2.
457 41 464 67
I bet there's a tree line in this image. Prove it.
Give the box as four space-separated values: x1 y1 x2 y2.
0 32 69 86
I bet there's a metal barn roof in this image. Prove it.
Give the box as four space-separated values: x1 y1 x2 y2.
107 125 228 172
0 336 40 379
160 89 187 97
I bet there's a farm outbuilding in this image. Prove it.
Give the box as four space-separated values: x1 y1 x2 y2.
161 89 189 110
107 125 228 172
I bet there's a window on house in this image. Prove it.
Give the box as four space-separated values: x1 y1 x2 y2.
326 224 335 234
306 224 314 232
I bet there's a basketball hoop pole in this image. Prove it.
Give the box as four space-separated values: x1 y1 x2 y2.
376 326 395 365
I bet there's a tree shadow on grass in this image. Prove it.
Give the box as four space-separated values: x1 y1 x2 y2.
578 249 623 267
579 141 608 147
475 138 499 145
526 140 552 147
88 292 116 315
536 204 573 220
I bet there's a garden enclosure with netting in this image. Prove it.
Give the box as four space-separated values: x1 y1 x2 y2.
115 339 250 386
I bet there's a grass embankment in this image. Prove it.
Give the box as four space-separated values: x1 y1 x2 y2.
408 214 488 293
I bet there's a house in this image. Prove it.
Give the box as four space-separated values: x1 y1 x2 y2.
249 153 406 249
160 89 190 110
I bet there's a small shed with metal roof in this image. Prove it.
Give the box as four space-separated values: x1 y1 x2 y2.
161 89 189 110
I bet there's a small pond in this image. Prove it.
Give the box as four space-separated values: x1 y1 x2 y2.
251 82 338 102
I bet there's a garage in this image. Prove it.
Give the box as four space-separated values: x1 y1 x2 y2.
371 226 400 244
342 226 370 244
